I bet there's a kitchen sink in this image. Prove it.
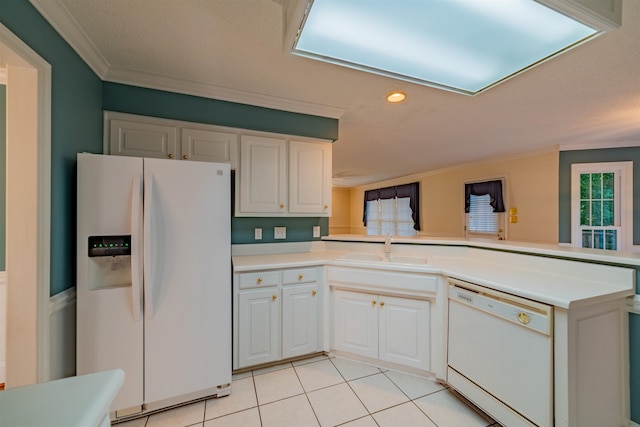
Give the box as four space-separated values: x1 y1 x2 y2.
337 253 386 262
387 255 429 265
336 253 429 265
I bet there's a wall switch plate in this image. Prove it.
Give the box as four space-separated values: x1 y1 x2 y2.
313 225 321 238
274 227 286 239
254 228 262 240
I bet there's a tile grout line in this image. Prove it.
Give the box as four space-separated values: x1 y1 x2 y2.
250 369 265 427
329 357 383 424
291 360 323 427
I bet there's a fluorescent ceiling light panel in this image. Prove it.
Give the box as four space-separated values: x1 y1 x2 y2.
292 0 599 95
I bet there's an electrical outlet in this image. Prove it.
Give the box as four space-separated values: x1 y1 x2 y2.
274 227 286 239
313 225 321 238
254 228 262 240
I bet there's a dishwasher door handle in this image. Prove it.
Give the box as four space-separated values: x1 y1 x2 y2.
448 282 552 335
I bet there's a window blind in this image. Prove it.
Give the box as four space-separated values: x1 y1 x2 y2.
468 194 499 234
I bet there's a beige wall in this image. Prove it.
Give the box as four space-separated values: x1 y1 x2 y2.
329 187 351 234
6 65 39 387
340 149 559 244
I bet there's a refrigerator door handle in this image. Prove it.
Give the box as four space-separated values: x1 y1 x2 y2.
143 172 155 320
130 174 143 322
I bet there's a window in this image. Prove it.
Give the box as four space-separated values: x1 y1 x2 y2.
571 162 633 251
468 194 499 234
465 179 505 237
363 182 420 236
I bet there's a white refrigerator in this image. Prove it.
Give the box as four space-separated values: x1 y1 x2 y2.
76 153 231 418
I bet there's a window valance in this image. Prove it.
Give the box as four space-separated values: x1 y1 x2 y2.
464 180 505 213
363 182 420 230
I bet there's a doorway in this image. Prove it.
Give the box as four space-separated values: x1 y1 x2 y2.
0 23 51 387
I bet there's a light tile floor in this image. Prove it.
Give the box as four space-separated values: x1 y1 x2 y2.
114 355 499 427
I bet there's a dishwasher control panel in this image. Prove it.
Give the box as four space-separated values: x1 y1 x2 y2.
449 282 552 335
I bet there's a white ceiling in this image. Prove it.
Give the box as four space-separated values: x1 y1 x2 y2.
30 0 640 186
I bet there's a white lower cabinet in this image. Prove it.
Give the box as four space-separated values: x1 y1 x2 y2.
282 283 318 359
238 288 280 368
333 289 431 371
333 290 378 359
378 295 430 369
234 267 321 370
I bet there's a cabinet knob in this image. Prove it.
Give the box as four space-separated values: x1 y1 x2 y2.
324 205 328 209
312 290 317 296
167 153 174 159
298 274 304 281
183 154 189 160
371 300 376 306
272 295 278 301
257 277 263 284
380 301 385 307
280 203 285 209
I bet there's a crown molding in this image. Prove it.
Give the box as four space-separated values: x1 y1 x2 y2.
559 140 640 151
104 67 346 119
29 0 110 77
28 0 345 119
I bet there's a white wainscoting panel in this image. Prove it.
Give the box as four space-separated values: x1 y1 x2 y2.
49 287 76 380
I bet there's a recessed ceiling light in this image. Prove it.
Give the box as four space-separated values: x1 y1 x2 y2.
387 92 406 103
292 0 602 96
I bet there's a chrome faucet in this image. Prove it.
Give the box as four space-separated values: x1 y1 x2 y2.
384 233 392 258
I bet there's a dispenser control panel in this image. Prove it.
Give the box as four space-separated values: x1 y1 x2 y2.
88 235 131 257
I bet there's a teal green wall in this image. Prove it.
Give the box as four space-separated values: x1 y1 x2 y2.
1 0 104 295
232 217 328 244
0 84 5 271
103 82 339 245
102 82 339 141
559 147 640 423
559 147 640 245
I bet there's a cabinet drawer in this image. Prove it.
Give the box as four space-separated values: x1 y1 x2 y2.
282 267 318 285
238 271 280 289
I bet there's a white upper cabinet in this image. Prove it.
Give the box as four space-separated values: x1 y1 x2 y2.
236 135 332 217
105 112 238 168
289 140 332 216
106 112 333 217
238 135 288 214
181 128 238 164
109 118 178 159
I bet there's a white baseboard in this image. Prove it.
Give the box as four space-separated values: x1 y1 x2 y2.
49 287 76 380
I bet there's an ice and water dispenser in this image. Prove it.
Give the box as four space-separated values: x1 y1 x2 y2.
87 235 132 290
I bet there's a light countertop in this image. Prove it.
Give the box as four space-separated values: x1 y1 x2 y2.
0 369 124 427
232 237 637 309
323 234 640 267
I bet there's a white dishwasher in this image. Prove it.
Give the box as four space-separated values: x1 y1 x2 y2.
447 278 553 427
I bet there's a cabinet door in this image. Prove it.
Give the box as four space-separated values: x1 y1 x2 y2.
238 288 280 368
332 290 378 359
378 296 430 371
238 135 287 214
109 119 177 159
181 128 238 167
282 283 318 359
289 140 332 216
